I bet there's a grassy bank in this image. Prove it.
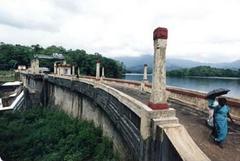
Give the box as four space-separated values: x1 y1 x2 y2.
0 108 118 161
0 70 15 82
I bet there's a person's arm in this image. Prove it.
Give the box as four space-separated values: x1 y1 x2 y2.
208 99 218 109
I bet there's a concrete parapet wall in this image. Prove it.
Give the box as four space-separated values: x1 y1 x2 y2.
100 77 240 122
103 77 142 90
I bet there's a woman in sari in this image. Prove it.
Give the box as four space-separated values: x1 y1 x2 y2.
209 97 234 148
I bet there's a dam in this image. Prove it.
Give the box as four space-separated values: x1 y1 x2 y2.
1 27 240 161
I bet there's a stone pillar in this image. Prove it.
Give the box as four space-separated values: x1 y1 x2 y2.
54 62 57 74
31 59 39 74
143 64 148 82
149 27 168 109
0 98 2 108
96 61 100 79
77 67 80 76
72 65 75 76
102 67 105 77
100 67 105 81
57 68 61 75
34 59 39 74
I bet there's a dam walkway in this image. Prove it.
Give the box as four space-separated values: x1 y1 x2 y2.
109 84 240 161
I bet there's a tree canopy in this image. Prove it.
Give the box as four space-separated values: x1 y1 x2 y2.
0 42 126 78
0 108 119 161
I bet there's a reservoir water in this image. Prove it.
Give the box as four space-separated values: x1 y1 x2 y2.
123 73 240 99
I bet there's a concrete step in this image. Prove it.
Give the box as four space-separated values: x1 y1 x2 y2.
150 107 176 119
153 116 179 125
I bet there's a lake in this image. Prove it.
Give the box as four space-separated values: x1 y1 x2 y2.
123 73 240 99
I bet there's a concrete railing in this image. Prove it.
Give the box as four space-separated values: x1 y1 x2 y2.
100 77 240 122
155 124 210 161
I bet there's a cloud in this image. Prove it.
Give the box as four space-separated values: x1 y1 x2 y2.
0 0 240 63
0 13 58 32
0 0 70 32
51 0 82 13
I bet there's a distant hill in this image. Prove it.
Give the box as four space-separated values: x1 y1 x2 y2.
114 55 240 73
115 55 153 68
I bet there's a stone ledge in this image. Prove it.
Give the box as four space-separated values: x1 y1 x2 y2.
159 124 211 161
149 108 176 119
153 117 179 125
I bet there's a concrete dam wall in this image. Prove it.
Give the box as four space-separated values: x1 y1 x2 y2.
20 72 210 161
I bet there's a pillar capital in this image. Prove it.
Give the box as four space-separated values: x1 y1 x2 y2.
153 27 168 40
148 102 168 110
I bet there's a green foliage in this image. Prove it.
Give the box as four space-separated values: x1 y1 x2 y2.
0 43 33 69
64 51 126 78
0 70 15 82
0 70 15 76
0 42 126 78
0 108 119 161
167 66 240 77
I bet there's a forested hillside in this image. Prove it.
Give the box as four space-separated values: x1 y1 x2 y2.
0 42 125 78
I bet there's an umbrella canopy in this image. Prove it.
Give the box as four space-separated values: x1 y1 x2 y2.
206 88 230 99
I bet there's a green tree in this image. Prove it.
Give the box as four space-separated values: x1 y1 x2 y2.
0 108 119 161
0 42 125 78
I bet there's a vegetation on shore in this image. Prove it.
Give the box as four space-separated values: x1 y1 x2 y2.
0 70 15 82
0 42 126 78
0 70 15 75
0 108 119 161
167 66 240 77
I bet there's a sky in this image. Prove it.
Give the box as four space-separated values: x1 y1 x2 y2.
0 0 240 63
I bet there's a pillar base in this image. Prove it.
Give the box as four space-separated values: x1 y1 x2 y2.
148 102 168 110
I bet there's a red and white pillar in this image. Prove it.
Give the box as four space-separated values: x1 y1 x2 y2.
149 27 168 110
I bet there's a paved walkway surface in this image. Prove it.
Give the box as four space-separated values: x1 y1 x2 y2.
110 85 240 161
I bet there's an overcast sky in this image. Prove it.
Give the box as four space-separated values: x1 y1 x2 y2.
0 0 240 63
